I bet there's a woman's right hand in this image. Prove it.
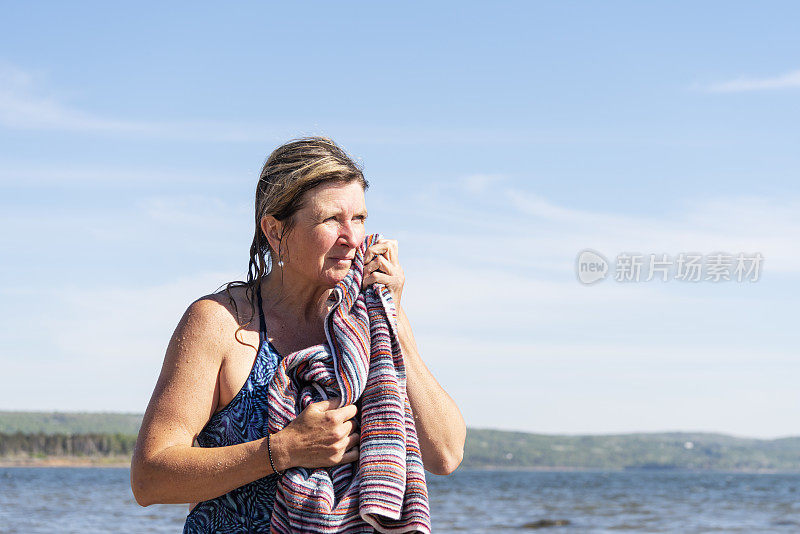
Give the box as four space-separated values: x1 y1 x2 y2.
276 397 360 470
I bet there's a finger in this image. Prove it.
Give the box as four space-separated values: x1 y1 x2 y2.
341 419 357 436
361 267 379 289
340 445 360 465
384 239 398 264
375 255 393 274
361 272 372 290
347 431 360 449
362 271 379 289
363 259 374 276
364 258 395 282
369 271 392 286
312 397 341 411
332 402 358 422
366 243 389 263
364 255 387 276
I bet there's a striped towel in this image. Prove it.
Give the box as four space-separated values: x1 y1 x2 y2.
267 232 431 534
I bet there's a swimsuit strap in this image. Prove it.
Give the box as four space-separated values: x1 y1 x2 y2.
256 287 267 345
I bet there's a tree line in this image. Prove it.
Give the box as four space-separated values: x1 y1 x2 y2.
0 432 136 457
3 428 800 470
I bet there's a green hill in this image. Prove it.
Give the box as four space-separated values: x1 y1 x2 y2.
2 412 799 471
0 411 142 435
463 428 800 471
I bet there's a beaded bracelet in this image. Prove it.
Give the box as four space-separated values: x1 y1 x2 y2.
267 433 284 476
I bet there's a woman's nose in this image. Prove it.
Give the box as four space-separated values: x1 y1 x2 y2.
339 220 362 247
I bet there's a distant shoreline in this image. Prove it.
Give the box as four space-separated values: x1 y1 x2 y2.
0 456 131 468
4 414 800 471
2 457 799 474
459 465 800 475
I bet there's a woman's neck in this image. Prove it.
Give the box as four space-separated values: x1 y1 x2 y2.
259 271 335 325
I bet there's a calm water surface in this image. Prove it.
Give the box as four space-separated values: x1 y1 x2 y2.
1 468 799 532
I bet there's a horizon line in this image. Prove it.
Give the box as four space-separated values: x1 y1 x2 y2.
1 410 796 441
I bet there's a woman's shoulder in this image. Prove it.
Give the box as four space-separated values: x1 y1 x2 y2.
168 287 257 366
183 284 259 338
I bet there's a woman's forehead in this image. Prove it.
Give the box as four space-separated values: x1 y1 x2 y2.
306 183 367 213
308 201 368 217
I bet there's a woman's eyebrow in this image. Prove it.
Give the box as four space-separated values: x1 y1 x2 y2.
316 209 369 218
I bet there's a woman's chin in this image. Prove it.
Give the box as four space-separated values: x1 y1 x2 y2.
322 266 351 285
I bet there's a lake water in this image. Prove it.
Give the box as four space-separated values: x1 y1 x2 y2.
1 468 799 532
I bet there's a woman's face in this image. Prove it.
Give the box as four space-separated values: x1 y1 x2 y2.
279 180 368 287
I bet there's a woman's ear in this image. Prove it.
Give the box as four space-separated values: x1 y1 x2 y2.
260 215 283 250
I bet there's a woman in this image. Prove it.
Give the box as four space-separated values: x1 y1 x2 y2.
130 136 466 531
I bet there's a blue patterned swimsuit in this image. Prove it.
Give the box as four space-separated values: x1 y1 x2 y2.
183 290 283 533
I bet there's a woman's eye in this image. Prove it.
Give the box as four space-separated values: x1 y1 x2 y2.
326 216 365 222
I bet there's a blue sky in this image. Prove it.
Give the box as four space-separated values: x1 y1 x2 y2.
1 2 798 438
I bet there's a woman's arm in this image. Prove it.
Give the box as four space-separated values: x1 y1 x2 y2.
361 238 466 476
130 297 360 506
396 304 466 475
130 298 282 506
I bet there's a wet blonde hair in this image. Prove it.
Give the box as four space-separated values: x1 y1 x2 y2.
219 135 370 331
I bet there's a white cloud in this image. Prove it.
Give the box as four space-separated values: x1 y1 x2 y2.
421 337 800 438
137 194 250 229
699 69 800 93
0 190 252 252
0 271 242 412
460 173 507 195
0 62 145 133
0 63 610 147
0 165 249 188
398 178 800 275
0 62 288 141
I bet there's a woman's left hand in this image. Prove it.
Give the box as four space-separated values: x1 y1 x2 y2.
362 238 404 307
